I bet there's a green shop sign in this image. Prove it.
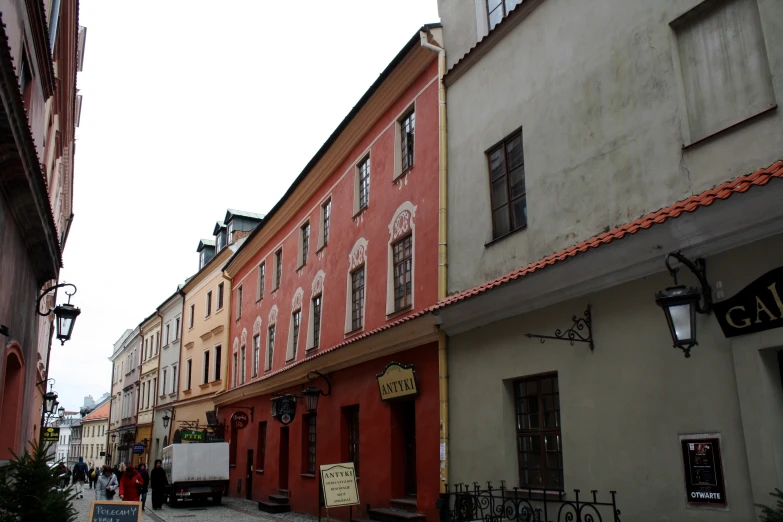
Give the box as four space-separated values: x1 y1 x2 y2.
181 429 204 442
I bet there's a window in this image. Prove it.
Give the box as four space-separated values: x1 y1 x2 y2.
487 0 522 29
237 285 243 319
322 199 331 247
200 250 208 269
291 310 301 360
274 250 283 289
240 345 246 385
217 229 225 252
488 130 526 238
162 369 167 396
252 335 260 377
228 221 235 244
185 359 192 391
203 351 210 384
400 111 415 173
171 364 177 393
232 353 238 387
206 291 212 317
215 345 222 381
256 422 267 470
358 157 370 211
165 324 170 345
189 304 195 329
304 414 316 474
351 267 365 331
174 318 180 340
217 282 224 310
267 326 275 371
257 263 265 301
300 222 310 267
312 295 322 349
155 332 160 354
393 235 413 311
514 373 563 489
346 406 360 477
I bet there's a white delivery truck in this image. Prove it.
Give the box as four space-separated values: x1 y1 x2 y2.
162 442 229 506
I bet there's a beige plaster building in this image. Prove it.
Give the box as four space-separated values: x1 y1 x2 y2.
81 400 110 468
136 311 161 466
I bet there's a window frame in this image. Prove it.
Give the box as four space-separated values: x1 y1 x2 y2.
300 222 310 268
256 421 267 471
357 156 371 212
236 285 243 320
346 406 360 477
486 0 522 30
400 110 415 174
257 262 265 301
267 325 275 371
291 309 302 361
304 413 317 475
206 291 212 318
350 266 366 332
274 249 283 290
321 199 331 249
203 350 210 384
486 128 526 240
189 304 195 329
214 345 222 382
217 282 224 311
392 234 413 312
252 334 260 377
185 359 192 391
514 372 563 490
312 294 322 349
240 345 246 385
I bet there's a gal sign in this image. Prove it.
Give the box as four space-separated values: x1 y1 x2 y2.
714 266 783 338
230 411 249 430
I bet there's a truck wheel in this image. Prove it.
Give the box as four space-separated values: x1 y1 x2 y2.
212 494 222 505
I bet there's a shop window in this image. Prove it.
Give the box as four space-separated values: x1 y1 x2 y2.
514 373 563 490
256 421 267 471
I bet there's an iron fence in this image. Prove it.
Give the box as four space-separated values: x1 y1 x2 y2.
439 481 621 522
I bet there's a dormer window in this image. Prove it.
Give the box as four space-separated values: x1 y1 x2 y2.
200 250 207 269
216 230 226 252
228 221 235 245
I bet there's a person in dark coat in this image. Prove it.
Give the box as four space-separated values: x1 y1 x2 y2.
137 463 150 510
150 459 168 510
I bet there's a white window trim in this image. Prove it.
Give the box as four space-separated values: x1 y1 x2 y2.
317 197 332 251
205 290 212 318
345 238 368 334
353 154 371 216
393 102 416 182
256 261 266 301
252 316 262 377
273 249 283 290
266 306 278 371
386 202 417 315
286 288 304 362
236 284 243 319
217 282 225 311
298 221 310 269
306 270 325 351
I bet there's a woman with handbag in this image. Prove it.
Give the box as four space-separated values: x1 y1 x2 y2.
95 466 119 500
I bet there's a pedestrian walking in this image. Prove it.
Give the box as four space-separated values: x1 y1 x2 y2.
55 462 70 491
137 463 150 510
72 456 89 499
88 466 96 489
118 465 143 502
150 459 168 510
95 466 119 501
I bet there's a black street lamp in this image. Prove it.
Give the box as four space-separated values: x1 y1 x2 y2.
57 406 65 419
162 410 173 429
302 386 322 413
655 252 712 358
111 433 117 442
43 389 59 414
36 283 81 345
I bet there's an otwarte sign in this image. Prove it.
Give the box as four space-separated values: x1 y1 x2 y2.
320 463 360 508
679 435 727 507
714 266 783 338
376 362 417 401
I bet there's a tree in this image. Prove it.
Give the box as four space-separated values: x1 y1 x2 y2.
0 441 77 522
759 489 783 522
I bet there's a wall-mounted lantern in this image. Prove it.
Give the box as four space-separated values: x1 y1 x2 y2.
655 252 712 358
36 283 81 345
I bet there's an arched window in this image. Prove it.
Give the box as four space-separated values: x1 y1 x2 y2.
0 344 25 460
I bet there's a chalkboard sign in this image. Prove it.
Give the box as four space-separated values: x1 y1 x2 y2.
87 500 142 522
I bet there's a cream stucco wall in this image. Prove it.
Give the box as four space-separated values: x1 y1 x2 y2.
81 417 108 468
138 314 161 427
447 234 783 521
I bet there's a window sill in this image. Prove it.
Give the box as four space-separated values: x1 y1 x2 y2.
316 243 327 254
205 314 211 320
300 473 316 479
352 206 369 220
216 307 224 314
305 345 319 353
168 392 177 398
681 104 777 150
172 339 180 344
183 389 192 395
345 326 364 338
199 383 210 390
162 344 170 350
296 263 306 273
484 225 527 247
386 305 413 320
255 469 264 475
256 297 263 303
211 380 222 387
393 166 413 183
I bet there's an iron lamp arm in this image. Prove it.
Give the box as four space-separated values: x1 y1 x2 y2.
664 252 712 315
307 371 331 396
36 283 77 317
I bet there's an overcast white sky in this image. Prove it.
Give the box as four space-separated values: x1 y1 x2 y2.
49 0 440 411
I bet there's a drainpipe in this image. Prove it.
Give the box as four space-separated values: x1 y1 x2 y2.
420 28 449 492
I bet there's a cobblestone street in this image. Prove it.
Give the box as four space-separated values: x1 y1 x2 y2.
71 489 322 522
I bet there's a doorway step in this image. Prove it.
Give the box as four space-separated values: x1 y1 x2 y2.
258 489 291 513
363 497 424 522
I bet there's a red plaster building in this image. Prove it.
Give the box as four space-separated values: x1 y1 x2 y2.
214 25 445 522
0 0 85 461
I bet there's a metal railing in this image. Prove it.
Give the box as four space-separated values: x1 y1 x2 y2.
439 482 621 522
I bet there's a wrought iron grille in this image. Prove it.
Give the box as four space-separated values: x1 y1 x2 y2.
439 482 621 522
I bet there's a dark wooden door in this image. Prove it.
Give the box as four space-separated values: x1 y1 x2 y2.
246 449 253 500
402 401 417 495
279 427 289 490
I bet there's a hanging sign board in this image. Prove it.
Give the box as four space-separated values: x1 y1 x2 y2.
680 436 727 507
376 362 418 401
42 427 60 443
714 266 783 338
276 396 297 425
231 411 249 429
132 444 144 455
320 463 360 508
88 500 142 522
180 429 204 442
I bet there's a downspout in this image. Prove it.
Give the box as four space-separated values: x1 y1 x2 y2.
218 272 233 395
420 29 449 492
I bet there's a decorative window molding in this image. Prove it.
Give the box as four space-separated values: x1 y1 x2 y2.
307 270 325 351
253 316 262 337
287 288 304 362
241 328 248 348
387 202 417 315
345 238 368 334
265 306 278 371
268 305 278 326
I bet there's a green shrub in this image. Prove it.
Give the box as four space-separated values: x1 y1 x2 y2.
0 441 77 522
758 489 783 522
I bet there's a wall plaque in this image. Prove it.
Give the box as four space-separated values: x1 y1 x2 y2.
680 436 727 507
320 462 360 508
230 411 249 430
275 396 297 425
376 362 417 401
714 266 783 338
42 427 60 443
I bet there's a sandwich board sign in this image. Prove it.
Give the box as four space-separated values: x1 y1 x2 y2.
319 462 360 508
88 500 142 522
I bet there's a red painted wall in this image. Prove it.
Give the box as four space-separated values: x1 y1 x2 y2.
228 59 439 379
225 343 440 522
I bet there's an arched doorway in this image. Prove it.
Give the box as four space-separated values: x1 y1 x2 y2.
0 345 25 460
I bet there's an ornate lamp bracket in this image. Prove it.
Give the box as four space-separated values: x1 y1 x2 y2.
525 304 594 352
